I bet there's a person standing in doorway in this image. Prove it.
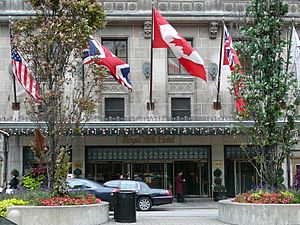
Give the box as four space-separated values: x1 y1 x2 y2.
176 172 185 202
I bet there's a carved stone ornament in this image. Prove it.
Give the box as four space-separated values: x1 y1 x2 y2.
209 21 219 39
208 62 218 80
6 0 23 10
144 20 152 39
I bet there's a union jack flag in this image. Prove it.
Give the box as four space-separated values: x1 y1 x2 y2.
223 25 245 112
11 48 40 102
83 37 132 91
223 25 241 71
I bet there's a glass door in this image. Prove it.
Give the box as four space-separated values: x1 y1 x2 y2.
235 161 257 194
174 161 209 196
132 163 164 189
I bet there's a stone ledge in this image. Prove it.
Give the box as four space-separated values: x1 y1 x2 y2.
218 199 300 225
6 202 109 225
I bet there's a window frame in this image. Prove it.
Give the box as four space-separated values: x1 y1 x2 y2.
101 38 128 63
104 97 125 120
170 97 191 119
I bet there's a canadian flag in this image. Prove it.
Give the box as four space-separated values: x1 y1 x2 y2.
152 8 206 81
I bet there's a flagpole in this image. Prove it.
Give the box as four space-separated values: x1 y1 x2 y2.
286 20 294 73
214 20 224 110
148 0 155 111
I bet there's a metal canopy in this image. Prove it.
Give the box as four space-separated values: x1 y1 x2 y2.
0 120 294 136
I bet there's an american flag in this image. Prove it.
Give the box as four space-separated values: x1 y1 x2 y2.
11 48 40 102
83 37 132 91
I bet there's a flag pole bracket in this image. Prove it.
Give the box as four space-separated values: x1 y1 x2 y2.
147 101 155 110
213 101 222 110
12 102 20 111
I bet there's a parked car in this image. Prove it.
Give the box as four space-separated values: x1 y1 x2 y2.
104 180 173 211
67 178 117 208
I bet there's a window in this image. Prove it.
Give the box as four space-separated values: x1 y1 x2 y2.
171 98 191 119
102 39 128 63
105 98 125 119
168 39 192 75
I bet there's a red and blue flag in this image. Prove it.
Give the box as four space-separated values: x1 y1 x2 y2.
223 25 245 112
83 37 132 91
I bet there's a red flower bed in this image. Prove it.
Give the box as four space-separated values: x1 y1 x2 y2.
38 195 101 206
233 190 294 204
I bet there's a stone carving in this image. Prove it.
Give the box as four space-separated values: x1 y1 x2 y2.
210 0 222 11
170 3 180 11
237 3 244 12
116 2 125 11
194 2 204 11
102 83 126 93
0 1 4 10
169 83 193 93
208 62 218 80
144 20 152 39
224 3 234 12
209 21 219 39
182 3 192 11
290 4 298 13
24 1 33 10
158 2 168 11
104 2 113 11
6 0 23 10
128 2 137 11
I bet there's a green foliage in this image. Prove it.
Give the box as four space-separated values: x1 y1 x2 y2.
12 0 106 195
52 149 71 196
0 199 29 217
73 168 82 177
11 169 19 177
22 175 45 190
213 169 226 192
231 0 300 188
213 168 222 177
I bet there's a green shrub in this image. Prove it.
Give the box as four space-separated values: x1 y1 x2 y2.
11 169 19 177
22 175 45 190
0 199 28 217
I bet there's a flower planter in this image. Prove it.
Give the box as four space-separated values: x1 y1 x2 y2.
6 202 109 225
218 199 300 225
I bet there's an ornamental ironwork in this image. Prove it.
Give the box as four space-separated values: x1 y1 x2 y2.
86 146 209 161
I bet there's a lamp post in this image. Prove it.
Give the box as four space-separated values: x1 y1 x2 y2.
0 130 9 187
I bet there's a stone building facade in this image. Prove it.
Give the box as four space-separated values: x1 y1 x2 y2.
0 0 300 197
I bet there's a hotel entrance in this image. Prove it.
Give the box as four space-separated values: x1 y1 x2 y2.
85 146 211 197
225 146 257 197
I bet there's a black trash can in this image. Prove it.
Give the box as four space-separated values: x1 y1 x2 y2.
114 191 136 223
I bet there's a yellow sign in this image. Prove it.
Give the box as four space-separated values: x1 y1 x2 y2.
213 160 223 168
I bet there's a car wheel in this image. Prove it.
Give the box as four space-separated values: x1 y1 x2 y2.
137 197 152 211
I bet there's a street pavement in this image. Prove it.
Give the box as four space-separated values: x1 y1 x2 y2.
104 198 231 225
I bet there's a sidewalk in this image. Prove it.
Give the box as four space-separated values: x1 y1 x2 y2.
159 197 218 209
103 198 229 225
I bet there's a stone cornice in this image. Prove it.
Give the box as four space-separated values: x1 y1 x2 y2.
0 0 300 23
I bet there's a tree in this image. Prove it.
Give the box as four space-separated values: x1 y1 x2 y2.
231 0 300 188
11 0 106 195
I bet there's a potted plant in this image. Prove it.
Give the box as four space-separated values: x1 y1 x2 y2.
73 168 82 178
213 168 226 201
